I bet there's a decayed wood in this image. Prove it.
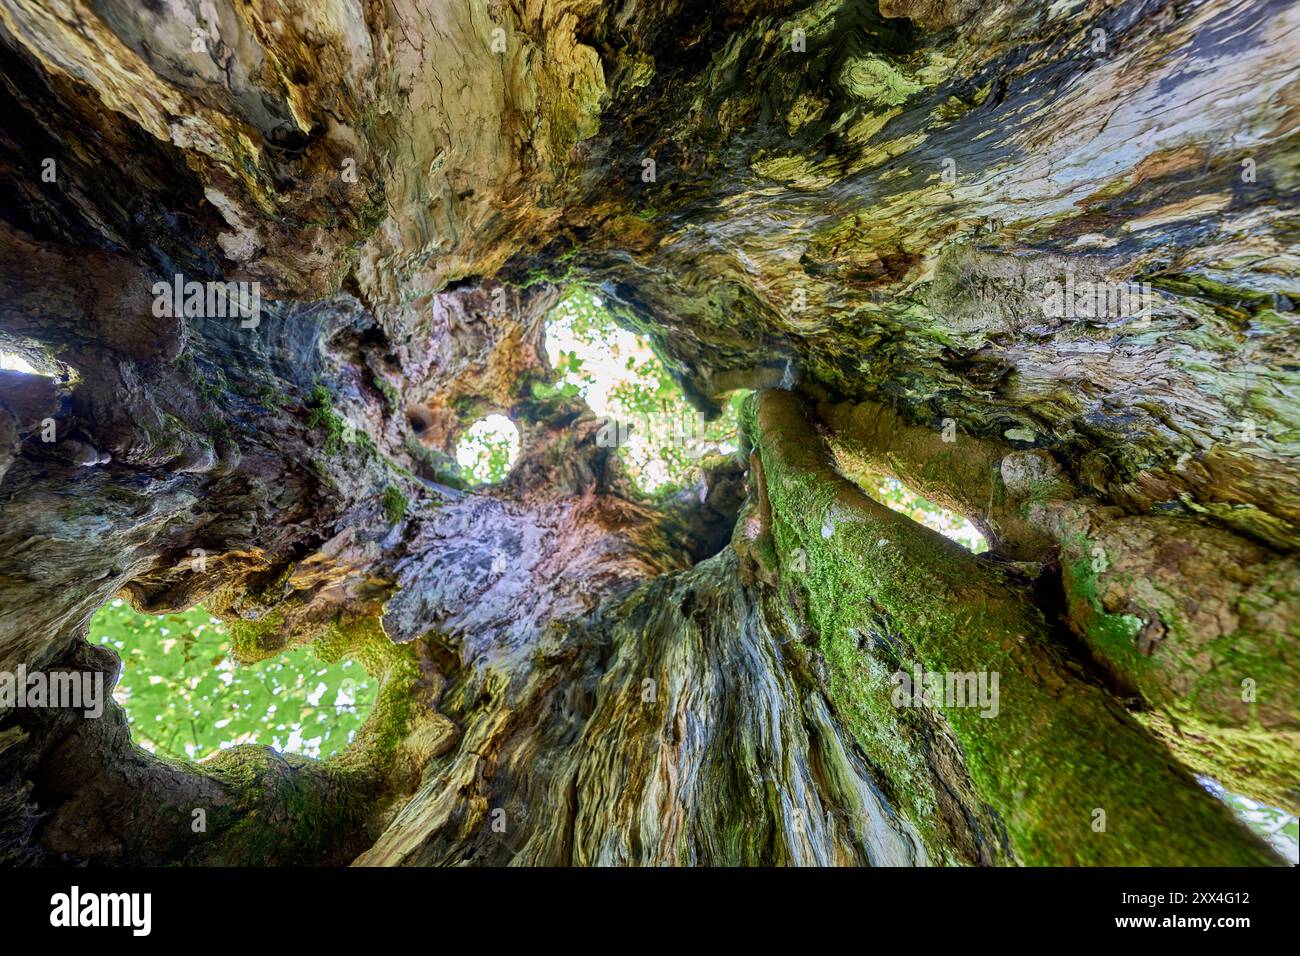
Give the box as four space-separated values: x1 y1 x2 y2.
0 0 1295 864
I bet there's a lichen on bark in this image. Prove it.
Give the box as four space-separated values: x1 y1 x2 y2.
1 0 1297 866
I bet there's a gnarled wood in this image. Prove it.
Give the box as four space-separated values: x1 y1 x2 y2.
1 0 1295 865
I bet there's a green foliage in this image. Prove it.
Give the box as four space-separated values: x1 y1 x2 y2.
455 414 519 484
863 474 987 553
89 601 376 762
546 286 744 492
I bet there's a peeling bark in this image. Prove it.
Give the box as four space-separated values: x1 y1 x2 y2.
1 0 1296 866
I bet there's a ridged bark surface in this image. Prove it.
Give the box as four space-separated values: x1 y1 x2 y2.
0 0 1295 865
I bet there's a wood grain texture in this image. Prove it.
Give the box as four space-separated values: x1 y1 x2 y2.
0 0 1294 864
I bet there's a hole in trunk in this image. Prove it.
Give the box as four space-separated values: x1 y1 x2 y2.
860 474 988 553
543 285 745 493
0 350 39 375
454 413 520 483
88 600 376 761
1199 777 1298 864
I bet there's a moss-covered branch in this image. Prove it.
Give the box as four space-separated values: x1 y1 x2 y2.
815 393 1300 814
751 389 1280 865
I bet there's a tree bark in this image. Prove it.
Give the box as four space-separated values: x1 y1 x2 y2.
0 0 1296 865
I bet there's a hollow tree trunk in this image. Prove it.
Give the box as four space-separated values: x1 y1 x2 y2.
0 0 1296 865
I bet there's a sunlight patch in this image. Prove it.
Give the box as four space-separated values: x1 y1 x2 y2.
544 286 742 493
0 350 39 375
89 600 375 761
866 475 988 553
1200 776 1298 864
455 413 520 483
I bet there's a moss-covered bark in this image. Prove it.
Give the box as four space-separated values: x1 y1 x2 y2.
818 394 1300 814
1 0 1296 865
750 389 1279 864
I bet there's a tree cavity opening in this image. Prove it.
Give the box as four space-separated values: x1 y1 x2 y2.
89 600 377 761
543 286 745 494
863 475 988 553
454 413 520 484
1200 777 1298 864
0 350 39 375
1 339 77 383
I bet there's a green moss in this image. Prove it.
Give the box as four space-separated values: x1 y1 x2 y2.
751 151 838 189
312 615 399 672
310 615 422 775
1144 274 1278 311
141 413 191 459
352 430 377 458
375 377 400 414
302 383 380 462
211 611 424 836
200 746 362 865
258 384 289 408
761 470 982 862
306 384 348 455
1015 475 1066 518
381 485 408 525
1057 535 1298 811
1140 708 1300 814
1062 537 1146 670
839 56 923 108
226 609 286 665
201 413 229 438
404 434 469 489
752 392 1278 865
